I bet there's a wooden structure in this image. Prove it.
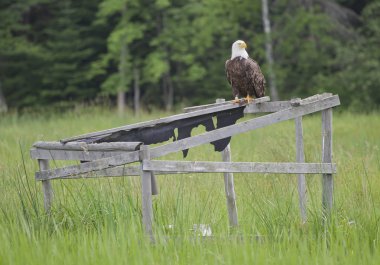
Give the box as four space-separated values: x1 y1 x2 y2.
31 93 340 238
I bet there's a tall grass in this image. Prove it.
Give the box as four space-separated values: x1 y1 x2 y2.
0 108 379 264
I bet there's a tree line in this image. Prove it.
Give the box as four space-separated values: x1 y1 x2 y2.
0 0 379 112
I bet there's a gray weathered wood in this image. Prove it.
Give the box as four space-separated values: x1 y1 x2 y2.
244 93 333 114
295 116 307 223
33 141 142 151
35 165 141 180
35 150 140 180
143 161 337 174
217 99 238 227
30 148 128 161
301 93 332 105
184 96 270 113
150 95 340 159
60 101 251 143
322 108 333 217
244 101 291 113
35 164 194 181
38 159 53 214
140 146 154 240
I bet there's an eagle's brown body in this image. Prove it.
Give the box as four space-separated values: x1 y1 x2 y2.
225 57 266 99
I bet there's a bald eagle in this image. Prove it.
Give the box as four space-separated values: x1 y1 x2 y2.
225 40 266 102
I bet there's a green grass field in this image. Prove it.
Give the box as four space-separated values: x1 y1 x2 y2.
0 108 379 264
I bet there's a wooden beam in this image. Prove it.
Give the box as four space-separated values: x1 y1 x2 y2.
38 159 53 214
140 146 154 241
184 96 270 113
150 95 340 159
295 117 307 223
290 93 333 107
143 161 337 174
35 165 199 181
245 93 334 113
35 150 140 180
35 165 141 181
30 148 128 161
322 108 333 217
244 101 292 113
60 101 250 143
33 141 142 151
217 99 238 227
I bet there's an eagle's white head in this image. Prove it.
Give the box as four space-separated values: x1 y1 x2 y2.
231 40 249 60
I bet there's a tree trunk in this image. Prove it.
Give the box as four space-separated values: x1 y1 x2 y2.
0 81 8 113
118 4 128 116
261 0 279 101
117 90 125 114
133 65 140 115
163 72 173 111
117 41 127 115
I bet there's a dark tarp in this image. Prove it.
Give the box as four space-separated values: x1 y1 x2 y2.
84 107 245 157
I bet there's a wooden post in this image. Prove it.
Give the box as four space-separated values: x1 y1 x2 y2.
140 145 154 241
216 99 238 227
38 159 53 214
321 108 333 217
295 116 307 223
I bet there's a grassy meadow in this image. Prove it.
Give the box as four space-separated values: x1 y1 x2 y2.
0 108 379 264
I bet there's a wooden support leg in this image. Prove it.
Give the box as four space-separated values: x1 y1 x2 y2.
295 116 307 223
322 108 333 218
140 146 154 241
221 145 239 227
217 99 238 227
38 159 53 214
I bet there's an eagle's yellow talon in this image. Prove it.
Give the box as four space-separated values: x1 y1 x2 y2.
233 97 240 104
245 95 254 103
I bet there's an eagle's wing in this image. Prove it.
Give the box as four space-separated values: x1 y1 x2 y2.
245 58 266 98
225 59 240 98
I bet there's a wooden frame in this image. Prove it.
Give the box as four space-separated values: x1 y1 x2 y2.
31 93 339 238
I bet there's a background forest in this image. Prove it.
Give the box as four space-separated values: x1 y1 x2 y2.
0 0 379 112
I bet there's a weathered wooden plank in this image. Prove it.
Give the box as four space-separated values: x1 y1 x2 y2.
35 150 140 180
143 161 337 174
35 164 197 181
184 96 270 113
290 93 333 107
33 141 142 151
221 147 239 226
245 93 334 113
295 116 307 223
35 165 141 180
301 93 333 105
140 146 154 241
322 108 333 217
30 148 128 161
38 159 53 214
60 101 250 143
150 95 340 159
244 101 291 113
216 99 238 227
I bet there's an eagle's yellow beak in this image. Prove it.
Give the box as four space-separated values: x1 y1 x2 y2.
239 42 247 49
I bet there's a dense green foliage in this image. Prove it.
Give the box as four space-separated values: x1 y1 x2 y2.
0 110 379 264
0 0 379 110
